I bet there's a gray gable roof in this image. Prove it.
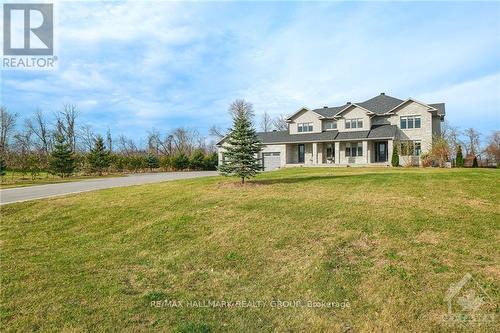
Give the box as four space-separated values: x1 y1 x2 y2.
257 130 338 144
311 94 405 117
356 94 404 114
255 124 399 144
303 93 444 119
312 104 350 118
429 103 446 116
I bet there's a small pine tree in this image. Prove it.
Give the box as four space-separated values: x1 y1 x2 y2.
0 155 6 177
391 143 400 167
172 153 189 171
87 135 111 175
455 145 464 167
472 156 478 168
203 152 218 170
147 154 160 171
218 100 262 184
189 149 205 170
49 133 75 177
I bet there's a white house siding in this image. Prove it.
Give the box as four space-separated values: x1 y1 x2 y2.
289 109 323 134
338 106 371 131
388 102 433 153
338 141 370 164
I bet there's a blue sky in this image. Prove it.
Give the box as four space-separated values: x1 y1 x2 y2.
1 1 499 142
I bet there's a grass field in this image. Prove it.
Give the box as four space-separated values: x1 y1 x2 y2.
1 167 499 332
0 171 125 189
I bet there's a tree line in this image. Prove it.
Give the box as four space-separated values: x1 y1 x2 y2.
0 105 218 179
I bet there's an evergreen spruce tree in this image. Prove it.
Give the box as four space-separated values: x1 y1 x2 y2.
472 156 478 168
146 154 160 171
171 152 189 171
49 133 75 177
189 149 205 170
88 135 111 175
391 143 400 167
455 145 464 167
218 100 262 184
0 155 6 177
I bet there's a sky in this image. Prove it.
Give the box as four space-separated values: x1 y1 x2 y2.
1 0 499 143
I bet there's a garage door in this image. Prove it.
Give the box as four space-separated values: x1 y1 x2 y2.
262 152 281 171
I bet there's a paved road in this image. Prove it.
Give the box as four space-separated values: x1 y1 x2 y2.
0 171 218 205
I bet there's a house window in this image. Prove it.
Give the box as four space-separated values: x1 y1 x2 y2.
298 122 313 132
400 116 421 129
346 142 363 157
325 120 337 130
345 118 363 129
415 141 421 156
326 143 334 159
415 117 421 128
400 141 421 156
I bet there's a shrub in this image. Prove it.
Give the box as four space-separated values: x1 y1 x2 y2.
420 152 432 167
455 145 464 167
159 156 171 171
146 154 160 171
391 144 399 167
203 152 218 170
472 156 478 168
189 149 205 170
171 153 189 171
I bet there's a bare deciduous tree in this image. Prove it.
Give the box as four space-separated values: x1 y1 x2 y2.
0 106 17 156
147 129 161 155
56 104 79 152
79 124 96 152
117 134 137 155
209 125 225 139
260 111 272 132
464 128 481 156
484 131 500 165
25 109 51 155
106 127 113 152
273 114 288 131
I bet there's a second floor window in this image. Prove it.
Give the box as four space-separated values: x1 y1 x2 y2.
400 116 421 129
345 118 363 129
298 122 313 132
325 120 337 130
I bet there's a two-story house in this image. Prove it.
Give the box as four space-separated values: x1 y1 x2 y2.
217 93 445 170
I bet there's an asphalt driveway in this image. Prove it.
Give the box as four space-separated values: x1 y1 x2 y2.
0 171 218 205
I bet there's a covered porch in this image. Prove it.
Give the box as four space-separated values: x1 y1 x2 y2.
284 140 392 166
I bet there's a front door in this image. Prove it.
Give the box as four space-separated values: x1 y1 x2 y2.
298 144 305 163
376 142 387 162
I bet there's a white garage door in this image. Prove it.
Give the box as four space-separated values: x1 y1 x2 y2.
262 152 281 171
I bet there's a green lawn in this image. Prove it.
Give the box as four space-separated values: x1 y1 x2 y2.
0 171 126 189
1 168 499 332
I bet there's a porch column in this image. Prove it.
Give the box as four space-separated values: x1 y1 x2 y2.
363 140 369 164
334 142 340 164
312 142 318 164
388 140 394 166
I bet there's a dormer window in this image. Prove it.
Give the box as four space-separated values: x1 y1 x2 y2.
325 120 337 130
345 118 363 129
298 122 313 132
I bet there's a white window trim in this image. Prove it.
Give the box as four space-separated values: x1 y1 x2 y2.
400 115 422 130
